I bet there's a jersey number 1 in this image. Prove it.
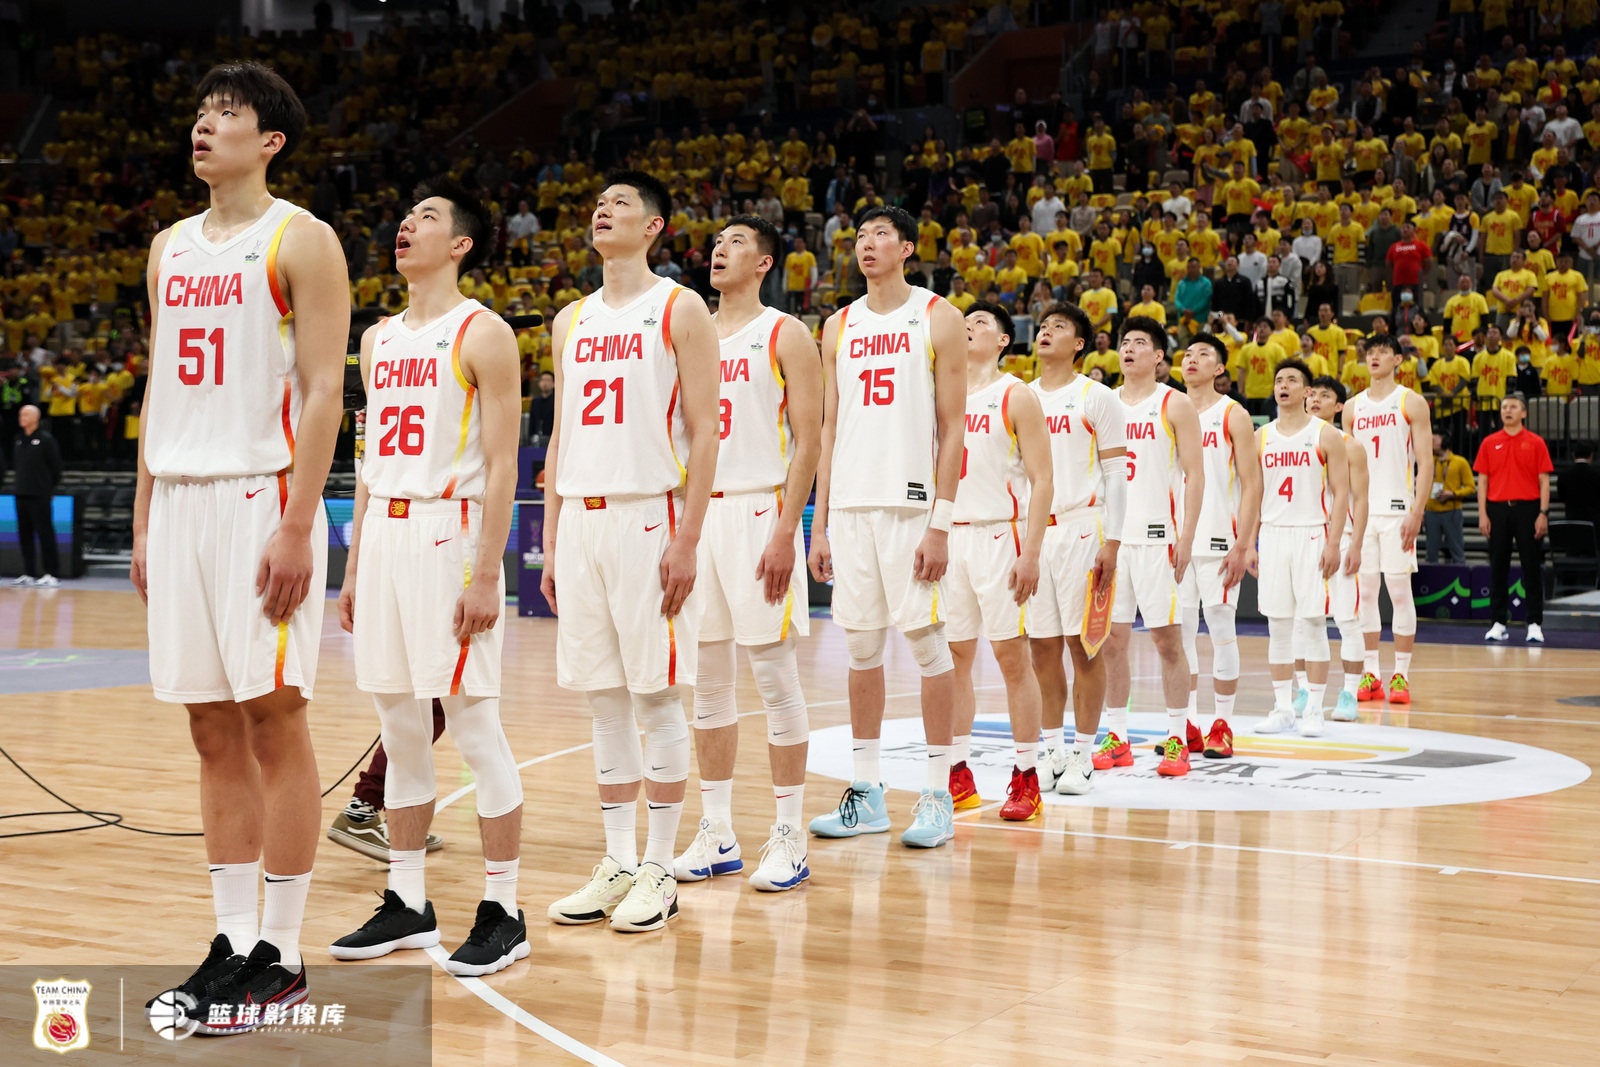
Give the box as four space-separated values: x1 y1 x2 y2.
177 327 224 386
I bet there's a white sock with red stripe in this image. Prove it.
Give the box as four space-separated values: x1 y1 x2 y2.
389 849 426 913
1104 704 1128 743
699 778 733 829
774 784 804 831
1214 692 1236 720
484 857 518 914
1394 651 1412 679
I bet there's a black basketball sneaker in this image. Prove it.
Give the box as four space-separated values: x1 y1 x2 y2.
444 901 529 977
145 933 248 1013
192 940 309 1036
329 891 443 961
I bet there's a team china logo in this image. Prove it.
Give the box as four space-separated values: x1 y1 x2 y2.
809 716 1590 812
370 358 439 390
32 979 91 1054
1352 413 1398 431
1263 450 1313 468
573 333 645 362
164 273 243 308
847 332 911 359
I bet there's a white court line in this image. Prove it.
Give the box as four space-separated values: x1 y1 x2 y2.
964 820 1600 886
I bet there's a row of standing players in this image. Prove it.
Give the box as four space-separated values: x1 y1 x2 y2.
136 66 1432 1040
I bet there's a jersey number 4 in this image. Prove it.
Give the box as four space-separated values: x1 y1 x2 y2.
1277 475 1294 503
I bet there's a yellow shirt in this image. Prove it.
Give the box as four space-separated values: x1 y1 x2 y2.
1187 228 1222 269
1239 340 1288 399
1306 323 1347 366
1086 132 1116 170
1010 232 1045 277
1428 355 1473 414
995 265 1029 294
1545 268 1587 322
1129 299 1167 324
916 220 944 262
784 250 816 292
1577 335 1600 386
1472 348 1516 399
1220 178 1261 218
1444 291 1490 339
1327 221 1364 264
1480 208 1521 255
1082 348 1121 383
1046 258 1080 290
1339 358 1372 394
1544 353 1581 396
1088 237 1122 277
1492 267 1540 313
1079 286 1118 332
964 262 996 293
1505 183 1538 225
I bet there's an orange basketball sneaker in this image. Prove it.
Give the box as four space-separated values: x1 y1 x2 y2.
1091 732 1134 770
999 766 1043 821
1156 736 1191 777
949 761 982 810
1356 672 1386 702
1387 674 1411 704
1203 719 1234 759
1150 720 1203 754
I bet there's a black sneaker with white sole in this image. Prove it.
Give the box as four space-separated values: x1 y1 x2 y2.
445 900 530 977
192 940 309 1036
144 933 248 1011
330 890 443 960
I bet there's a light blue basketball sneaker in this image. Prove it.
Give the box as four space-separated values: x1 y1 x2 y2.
1292 685 1308 716
1332 689 1359 722
809 782 891 838
899 789 955 849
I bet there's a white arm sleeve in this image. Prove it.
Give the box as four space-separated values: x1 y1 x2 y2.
1089 381 1128 541
1102 455 1127 541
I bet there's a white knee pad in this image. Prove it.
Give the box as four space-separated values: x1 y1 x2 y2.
1337 618 1364 663
904 623 954 677
1296 616 1331 662
845 627 887 671
1204 604 1240 681
749 638 809 746
439 694 523 819
588 687 643 786
1358 573 1382 633
1266 617 1297 665
374 693 437 810
1386 572 1417 636
634 688 691 783
693 639 738 730
1181 604 1200 674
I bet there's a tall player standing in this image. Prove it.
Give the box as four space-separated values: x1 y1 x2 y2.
1176 333 1261 757
329 180 529 975
1342 336 1433 706
1099 317 1205 778
1250 359 1350 736
541 172 720 932
135 63 348 1032
1306 376 1369 722
945 301 1053 819
671 215 823 892
1026 303 1126 797
807 206 967 849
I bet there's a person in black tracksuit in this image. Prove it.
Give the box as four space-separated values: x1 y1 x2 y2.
10 404 63 584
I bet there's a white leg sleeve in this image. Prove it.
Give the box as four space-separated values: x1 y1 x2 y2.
1296 616 1331 663
634 688 691 784
1204 604 1239 681
1181 603 1200 675
692 639 738 730
374 693 437 810
845 627 887 671
903 623 954 678
1337 618 1364 663
748 637 809 747
588 687 643 786
1386 572 1417 636
439 694 523 819
1358 572 1382 634
1266 617 1297 665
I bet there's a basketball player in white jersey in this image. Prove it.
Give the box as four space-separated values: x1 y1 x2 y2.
1027 302 1127 797
1341 335 1433 706
1099 317 1205 778
328 180 528 974
670 215 822 892
1176 333 1261 758
1249 359 1350 736
1306 377 1368 722
807 205 967 849
135 63 347 1033
541 171 720 932
944 301 1053 820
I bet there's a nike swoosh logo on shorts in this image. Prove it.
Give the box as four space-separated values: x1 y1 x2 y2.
993 532 1006 540
435 538 452 546
1080 532 1094 539
645 522 663 532
245 488 266 499
756 507 772 517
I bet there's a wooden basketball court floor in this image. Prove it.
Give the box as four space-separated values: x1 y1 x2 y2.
4 584 1600 1065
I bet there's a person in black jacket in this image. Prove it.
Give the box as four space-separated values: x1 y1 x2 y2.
9 405 62 586
1559 441 1600 529
1212 256 1262 322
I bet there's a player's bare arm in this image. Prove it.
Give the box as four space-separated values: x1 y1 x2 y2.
1321 422 1351 577
661 288 720 617
1402 390 1434 550
1008 384 1052 603
337 322 381 633
131 226 175 605
1168 391 1205 583
1222 401 1262 589
258 212 350 625
917 298 966 583
760 314 823 604
539 301 576 615
1343 437 1369 577
808 313 840 583
455 313 521 642
1245 427 1265 577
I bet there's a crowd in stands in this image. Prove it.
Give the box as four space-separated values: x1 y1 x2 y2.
4 0 1600 479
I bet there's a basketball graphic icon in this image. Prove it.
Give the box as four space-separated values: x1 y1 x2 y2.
147 990 200 1041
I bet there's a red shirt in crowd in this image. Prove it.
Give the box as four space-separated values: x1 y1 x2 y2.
1386 239 1433 287
1473 427 1554 501
1530 207 1570 252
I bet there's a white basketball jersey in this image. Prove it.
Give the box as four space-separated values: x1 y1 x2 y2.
1031 372 1123 515
145 198 305 480
1117 383 1179 545
1259 419 1328 526
360 299 492 502
954 374 1026 523
714 306 791 493
1194 396 1244 555
830 287 942 510
1345 385 1415 517
556 277 691 498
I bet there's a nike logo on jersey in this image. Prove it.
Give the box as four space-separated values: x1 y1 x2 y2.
644 522 663 532
755 508 772 517
245 488 266 499
435 538 452 546
170 248 190 258
1080 532 1095 540
380 334 393 345
993 532 1006 540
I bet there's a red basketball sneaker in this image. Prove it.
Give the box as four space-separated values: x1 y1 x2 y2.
1356 672 1386 702
1149 720 1204 754
999 766 1043 821
1156 736 1191 777
1387 674 1411 705
1091 732 1133 770
1203 719 1234 759
949 761 981 810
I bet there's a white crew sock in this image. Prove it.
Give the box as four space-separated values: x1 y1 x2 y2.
260 870 312 971
210 861 258 953
852 738 881 785
484 857 519 914
388 848 427 913
601 801 638 872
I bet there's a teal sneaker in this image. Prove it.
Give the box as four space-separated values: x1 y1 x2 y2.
808 781 891 838
1292 686 1308 716
1332 689 1359 722
899 789 955 849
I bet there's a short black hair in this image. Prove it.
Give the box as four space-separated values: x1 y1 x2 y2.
856 205 918 245
1276 357 1313 388
965 300 1015 350
1575 440 1596 460
1121 315 1169 356
1310 375 1347 404
1186 331 1228 362
1365 334 1400 359
720 213 781 267
412 177 493 277
602 169 672 224
194 61 307 176
1039 301 1092 345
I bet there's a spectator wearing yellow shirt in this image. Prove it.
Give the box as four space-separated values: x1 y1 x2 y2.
1339 344 1372 394
994 250 1029 304
1218 162 1261 229
1480 188 1521 281
915 206 944 263
1444 273 1491 339
1507 299 1554 366
1081 330 1121 385
1543 340 1581 396
1306 303 1348 367
1423 430 1475 564
1503 172 1538 225
1128 283 1167 325
1473 327 1519 431
1238 319 1289 415
1187 213 1224 270
1009 217 1046 280
964 256 996 295
1426 341 1474 448
946 274 977 313
1311 127 1346 192
783 236 817 315
1543 251 1588 337
1085 117 1117 194
1575 314 1600 387
1077 268 1119 336
1087 222 1123 281
1005 122 1035 176
1489 250 1540 319
1327 203 1365 294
